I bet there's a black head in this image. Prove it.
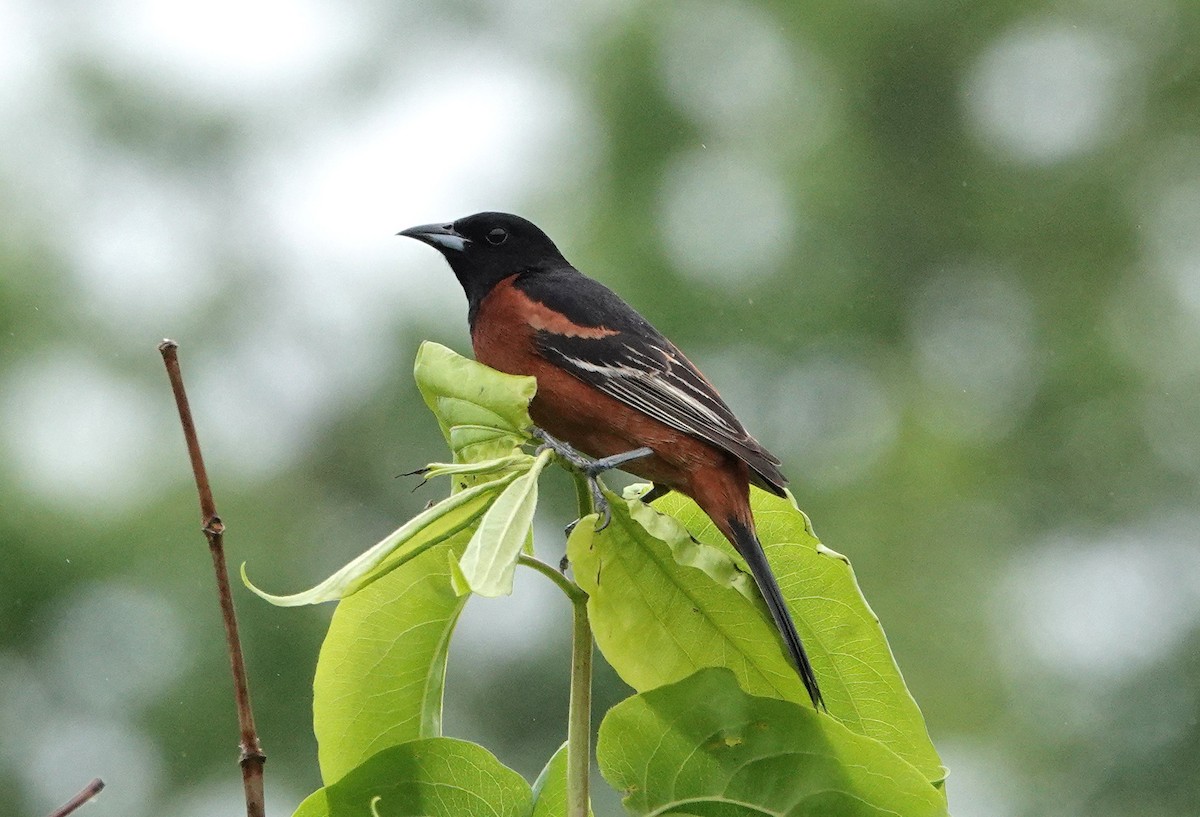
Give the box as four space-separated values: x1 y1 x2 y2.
398 212 569 322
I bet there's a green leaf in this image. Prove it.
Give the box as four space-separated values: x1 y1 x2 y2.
292 790 328 817
242 473 514 606
597 667 949 817
570 487 945 788
281 345 545 782
302 738 533 817
530 743 569 817
661 488 947 788
457 448 553 597
419 453 534 481
414 341 536 464
566 496 807 702
313 533 472 783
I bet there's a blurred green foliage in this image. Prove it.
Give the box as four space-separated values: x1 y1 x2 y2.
2 1 1199 816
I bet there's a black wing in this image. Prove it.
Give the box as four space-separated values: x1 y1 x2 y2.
517 269 788 494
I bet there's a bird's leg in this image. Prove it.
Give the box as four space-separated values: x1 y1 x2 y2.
531 426 653 529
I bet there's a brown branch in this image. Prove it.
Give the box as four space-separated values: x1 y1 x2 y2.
45 779 104 817
159 339 266 817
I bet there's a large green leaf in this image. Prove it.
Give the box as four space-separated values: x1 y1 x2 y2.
570 487 945 788
414 341 536 465
455 448 553 597
305 344 545 782
313 536 470 783
661 488 946 787
567 501 806 702
296 738 533 817
597 668 949 817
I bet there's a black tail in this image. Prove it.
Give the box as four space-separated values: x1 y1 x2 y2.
728 518 825 709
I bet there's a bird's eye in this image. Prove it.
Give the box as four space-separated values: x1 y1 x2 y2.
486 227 508 245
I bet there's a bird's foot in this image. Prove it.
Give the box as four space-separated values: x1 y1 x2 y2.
531 426 653 530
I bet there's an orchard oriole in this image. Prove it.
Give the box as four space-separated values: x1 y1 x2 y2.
400 212 824 709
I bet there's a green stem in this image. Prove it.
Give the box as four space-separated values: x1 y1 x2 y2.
520 471 595 817
516 554 585 604
514 551 592 817
567 591 592 817
572 470 593 523
566 471 594 817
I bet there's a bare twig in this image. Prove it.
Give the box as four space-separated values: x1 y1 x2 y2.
45 779 104 817
159 339 266 817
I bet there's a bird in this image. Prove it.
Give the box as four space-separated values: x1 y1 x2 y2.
399 212 824 709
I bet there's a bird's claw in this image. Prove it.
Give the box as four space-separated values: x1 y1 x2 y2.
591 481 612 531
529 426 652 532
